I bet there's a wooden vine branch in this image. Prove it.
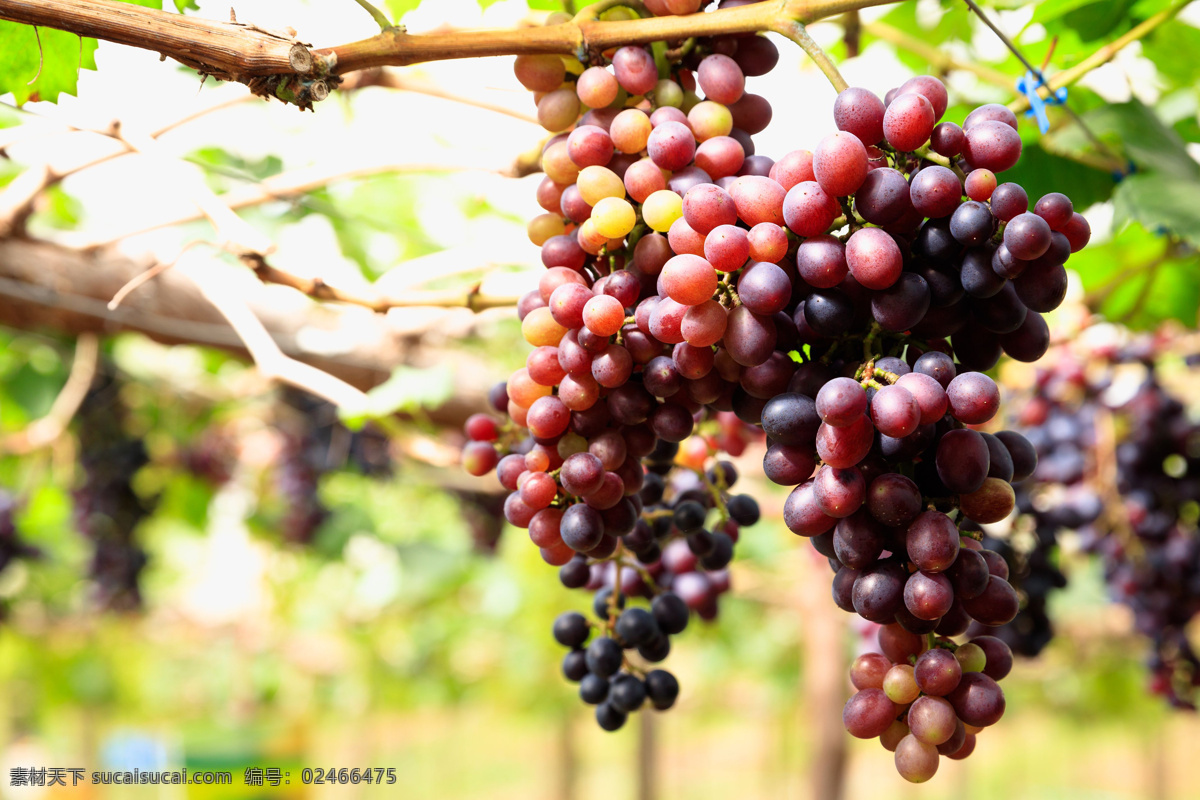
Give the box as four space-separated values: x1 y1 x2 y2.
240 253 520 313
0 0 893 104
0 0 311 79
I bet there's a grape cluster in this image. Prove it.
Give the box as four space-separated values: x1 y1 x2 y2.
73 372 151 610
846 624 1014 781
271 389 393 544
463 0 1088 763
0 490 40 579
548 450 758 730
1004 335 1200 707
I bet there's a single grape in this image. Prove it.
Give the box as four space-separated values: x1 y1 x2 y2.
882 92 936 151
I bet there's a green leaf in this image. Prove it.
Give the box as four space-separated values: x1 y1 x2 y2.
1112 173 1200 246
1030 0 1103 25
1063 0 1137 42
1060 101 1200 179
1142 19 1200 87
1069 222 1200 330
339 365 454 426
385 0 423 21
999 142 1116 210
174 0 200 10
0 22 97 105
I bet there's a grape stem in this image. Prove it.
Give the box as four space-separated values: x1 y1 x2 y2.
769 18 849 93
573 0 648 24
697 467 731 527
663 37 696 61
350 0 395 33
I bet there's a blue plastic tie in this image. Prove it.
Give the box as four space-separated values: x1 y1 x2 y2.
1016 71 1068 134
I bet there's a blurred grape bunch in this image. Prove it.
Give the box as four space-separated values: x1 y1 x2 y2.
270 389 394 545
993 329 1200 708
0 490 42 606
72 371 152 611
451 491 508 554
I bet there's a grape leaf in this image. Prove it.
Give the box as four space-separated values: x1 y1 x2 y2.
1030 0 1103 25
1112 173 1200 246
385 0 423 22
0 1 164 105
0 23 98 105
1141 20 1200 88
1053 101 1200 180
1068 222 1198 330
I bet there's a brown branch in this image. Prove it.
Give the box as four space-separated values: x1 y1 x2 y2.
0 0 894 96
177 257 370 409
0 333 99 454
241 253 520 313
0 0 312 79
0 237 508 428
0 238 402 390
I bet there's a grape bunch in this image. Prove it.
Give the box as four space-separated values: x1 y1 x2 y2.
1004 333 1200 707
271 389 393 544
73 372 152 610
846 624 1014 781
0 490 41 579
548 449 758 730
462 0 1088 767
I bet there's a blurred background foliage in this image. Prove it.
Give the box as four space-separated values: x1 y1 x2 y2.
0 0 1197 797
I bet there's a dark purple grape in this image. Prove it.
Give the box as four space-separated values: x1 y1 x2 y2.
960 246 1006 298
763 443 817 486
833 565 861 611
871 272 930 332
973 282 1029 335
1001 310 1050 362
761 392 821 446
946 672 1005 727
947 548 990 600
833 509 887 569
906 511 961 573
949 200 994 246
854 167 911 224
995 431 1037 482
989 182 1028 221
913 351 956 389
1003 212 1052 260
961 575 1019 626
935 429 990 494
866 473 922 526
853 560 908 622
971 635 1014 681
805 291 857 337
1014 263 1068 313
